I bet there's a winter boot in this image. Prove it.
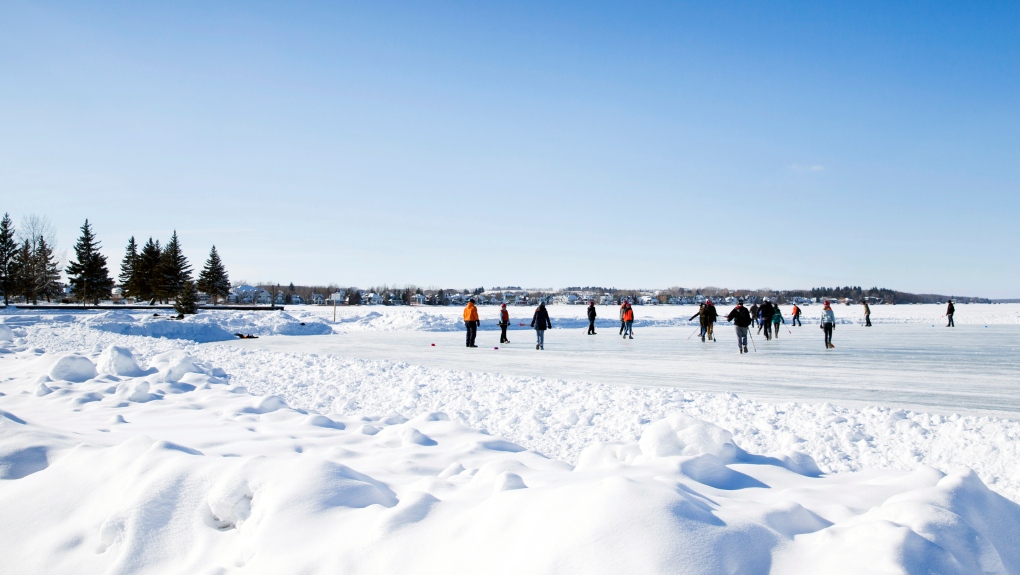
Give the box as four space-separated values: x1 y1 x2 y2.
743 345 748 353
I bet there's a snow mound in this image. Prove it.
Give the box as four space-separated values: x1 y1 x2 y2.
96 345 149 377
334 310 462 332
83 310 335 342
147 350 226 384
47 354 97 382
0 324 14 342
2 342 1020 574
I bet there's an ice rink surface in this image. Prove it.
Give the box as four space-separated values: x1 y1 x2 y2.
220 318 1020 420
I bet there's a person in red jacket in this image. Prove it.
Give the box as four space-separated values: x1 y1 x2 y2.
498 303 510 343
463 299 479 348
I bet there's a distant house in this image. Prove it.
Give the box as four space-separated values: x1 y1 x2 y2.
311 293 326 305
232 285 272 305
410 293 426 306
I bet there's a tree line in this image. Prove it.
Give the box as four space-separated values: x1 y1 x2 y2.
0 214 232 313
0 214 61 304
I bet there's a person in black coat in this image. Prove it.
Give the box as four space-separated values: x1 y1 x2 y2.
749 303 759 328
726 300 753 353
531 303 552 350
946 300 955 327
586 301 597 335
758 299 775 340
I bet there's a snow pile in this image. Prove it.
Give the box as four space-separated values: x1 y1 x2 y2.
333 310 463 332
1 341 1019 574
81 310 333 342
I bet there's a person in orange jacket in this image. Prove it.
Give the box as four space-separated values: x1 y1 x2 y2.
463 298 479 348
621 301 635 339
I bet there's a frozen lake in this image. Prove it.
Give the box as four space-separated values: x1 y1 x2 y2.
218 321 1020 420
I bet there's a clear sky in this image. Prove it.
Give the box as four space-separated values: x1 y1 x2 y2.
2 1 1018 296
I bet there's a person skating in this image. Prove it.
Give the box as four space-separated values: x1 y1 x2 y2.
463 298 480 347
531 302 552 350
619 299 627 335
749 302 759 328
705 299 718 341
689 303 708 342
861 301 872 327
820 300 836 349
759 298 775 340
946 300 955 327
772 305 785 339
587 301 597 335
621 301 635 339
791 304 802 326
498 303 510 343
726 299 752 353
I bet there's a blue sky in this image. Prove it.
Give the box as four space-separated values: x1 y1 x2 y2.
1 2 1018 296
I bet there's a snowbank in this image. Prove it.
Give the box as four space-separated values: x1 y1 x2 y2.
79 310 334 342
1 341 1018 574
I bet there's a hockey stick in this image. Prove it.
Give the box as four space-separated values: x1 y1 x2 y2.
748 332 757 352
686 327 701 341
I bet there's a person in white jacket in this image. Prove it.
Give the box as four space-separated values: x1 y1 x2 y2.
820 300 836 349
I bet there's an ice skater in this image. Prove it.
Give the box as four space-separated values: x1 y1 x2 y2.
498 303 510 343
621 301 634 339
463 298 479 347
689 303 708 342
791 304 802 326
704 299 718 341
749 302 759 328
758 298 775 340
726 299 752 353
861 300 872 327
531 302 552 350
946 300 955 327
820 300 836 349
587 301 597 335
771 305 785 338
619 299 627 335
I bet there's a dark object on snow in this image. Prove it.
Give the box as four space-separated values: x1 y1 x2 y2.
300 322 306 326
152 313 160 317
175 313 184 320
233 333 259 339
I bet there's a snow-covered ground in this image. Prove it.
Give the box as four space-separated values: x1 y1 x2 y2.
2 304 1019 574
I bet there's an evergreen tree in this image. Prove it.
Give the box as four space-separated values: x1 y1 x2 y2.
196 245 230 304
118 236 139 298
135 238 161 303
174 280 199 315
34 236 61 302
65 219 113 305
0 213 15 305
11 239 35 303
157 231 191 303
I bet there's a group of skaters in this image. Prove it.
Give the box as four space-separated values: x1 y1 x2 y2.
461 297 960 353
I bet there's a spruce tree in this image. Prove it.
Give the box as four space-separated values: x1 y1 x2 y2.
34 236 61 302
0 213 15 305
158 231 191 304
65 219 113 306
174 280 198 315
118 236 139 299
197 245 230 304
135 238 161 304
12 239 35 303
